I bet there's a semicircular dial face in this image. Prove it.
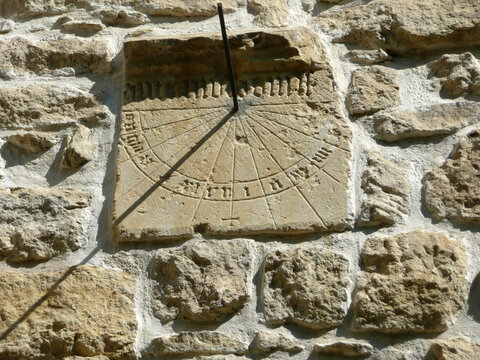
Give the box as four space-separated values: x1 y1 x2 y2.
113 31 352 242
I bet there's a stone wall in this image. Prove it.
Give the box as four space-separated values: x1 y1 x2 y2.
0 1 479 359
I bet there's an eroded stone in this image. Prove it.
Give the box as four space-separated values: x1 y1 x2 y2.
0 19 15 34
149 240 251 323
0 37 112 76
347 66 400 116
345 49 391 65
353 231 467 333
431 338 480 360
253 330 303 355
262 247 349 329
0 266 137 360
248 0 289 27
7 131 54 154
429 52 480 97
0 188 90 262
0 85 105 130
142 331 247 357
62 125 97 169
94 9 149 27
373 102 480 142
55 17 106 35
424 130 480 224
317 0 480 55
358 152 409 227
113 28 352 241
314 341 373 358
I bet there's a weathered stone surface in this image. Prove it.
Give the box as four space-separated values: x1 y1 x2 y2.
248 0 289 27
149 240 251 323
0 37 112 76
358 152 409 227
7 131 54 154
425 130 480 224
353 231 467 333
429 52 480 97
0 85 105 130
0 188 90 262
345 49 391 65
62 125 97 169
262 247 349 329
64 357 110 360
347 66 400 116
54 16 105 35
94 9 149 27
113 28 352 241
253 330 303 355
317 0 480 55
373 102 480 142
314 341 373 358
431 338 480 360
0 19 15 34
142 331 248 357
0 266 137 360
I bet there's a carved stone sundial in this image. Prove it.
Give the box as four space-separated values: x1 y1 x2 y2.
113 28 351 241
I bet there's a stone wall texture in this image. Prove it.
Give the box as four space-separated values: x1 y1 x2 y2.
0 1 479 359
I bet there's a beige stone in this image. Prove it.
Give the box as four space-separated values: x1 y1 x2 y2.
62 125 97 170
317 0 480 55
358 152 409 227
0 188 90 262
149 240 251 323
7 132 54 154
262 247 349 329
0 37 112 76
431 338 480 360
142 331 248 357
314 341 373 357
113 28 352 241
248 0 289 27
373 102 480 142
424 130 480 224
253 330 303 355
429 52 480 97
347 66 400 116
353 231 467 333
0 85 106 130
0 19 14 34
345 49 391 66
94 9 149 27
55 17 106 35
0 266 137 360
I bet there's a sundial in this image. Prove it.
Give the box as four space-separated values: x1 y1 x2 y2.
112 26 352 241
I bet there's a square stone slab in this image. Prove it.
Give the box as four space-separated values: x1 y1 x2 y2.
113 28 351 241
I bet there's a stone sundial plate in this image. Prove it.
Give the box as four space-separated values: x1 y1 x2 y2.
113 28 352 241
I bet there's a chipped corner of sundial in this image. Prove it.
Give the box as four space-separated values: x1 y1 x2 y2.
112 27 352 242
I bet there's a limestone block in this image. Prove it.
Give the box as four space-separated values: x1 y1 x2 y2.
0 85 105 130
0 266 137 360
0 19 15 34
373 102 480 142
0 188 90 262
314 341 374 357
424 130 480 224
55 16 106 35
262 247 349 329
142 331 248 357
0 37 113 76
7 132 54 154
353 231 467 333
94 9 149 27
253 330 303 355
62 125 97 170
429 53 480 97
431 338 480 360
347 66 400 116
317 0 480 55
248 0 289 27
345 49 391 65
358 152 409 227
149 240 251 323
113 28 352 241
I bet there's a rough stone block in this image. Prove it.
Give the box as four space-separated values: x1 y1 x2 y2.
262 247 349 329
62 125 97 170
253 330 303 355
353 231 467 333
431 338 480 360
425 130 480 224
113 28 352 241
148 240 251 323
0 266 137 360
7 132 54 154
314 341 373 358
